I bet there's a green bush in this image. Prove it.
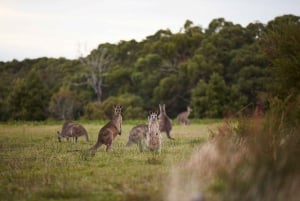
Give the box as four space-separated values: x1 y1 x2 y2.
83 101 106 120
83 93 147 120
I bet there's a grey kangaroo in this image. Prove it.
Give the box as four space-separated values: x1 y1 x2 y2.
177 106 192 125
146 111 162 152
126 124 148 152
159 104 174 140
90 105 123 152
57 121 89 143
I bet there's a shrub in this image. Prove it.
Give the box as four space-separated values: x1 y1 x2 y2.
83 101 106 120
83 93 146 120
166 97 300 201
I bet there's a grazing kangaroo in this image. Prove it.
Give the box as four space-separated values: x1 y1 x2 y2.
126 124 148 152
57 121 89 143
90 105 123 152
177 106 192 125
146 112 162 152
159 104 174 140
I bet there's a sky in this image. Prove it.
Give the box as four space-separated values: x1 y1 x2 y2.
0 0 299 62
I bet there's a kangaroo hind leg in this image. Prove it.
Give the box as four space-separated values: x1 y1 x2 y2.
166 131 174 140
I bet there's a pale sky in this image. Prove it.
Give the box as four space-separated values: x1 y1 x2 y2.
0 0 299 61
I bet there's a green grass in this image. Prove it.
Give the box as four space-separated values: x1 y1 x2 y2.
0 120 219 201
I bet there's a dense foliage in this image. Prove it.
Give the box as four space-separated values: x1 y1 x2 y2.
0 15 299 121
176 16 300 201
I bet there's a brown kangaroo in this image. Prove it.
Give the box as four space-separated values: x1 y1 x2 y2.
89 105 123 152
177 106 192 125
126 124 148 152
57 121 89 143
159 104 174 140
146 111 162 152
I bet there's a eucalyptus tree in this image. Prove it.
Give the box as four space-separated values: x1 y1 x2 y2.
48 87 81 120
79 46 112 103
8 70 49 120
262 14 300 98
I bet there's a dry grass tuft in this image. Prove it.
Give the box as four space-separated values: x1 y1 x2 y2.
166 98 300 201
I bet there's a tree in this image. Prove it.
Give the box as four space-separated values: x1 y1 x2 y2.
261 15 300 98
191 73 229 118
104 66 133 96
2 15 298 120
79 46 112 102
115 40 140 66
153 73 190 117
48 87 81 120
131 53 163 108
205 18 231 35
8 71 49 120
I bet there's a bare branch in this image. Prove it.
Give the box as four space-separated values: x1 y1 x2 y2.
69 81 88 87
78 47 112 102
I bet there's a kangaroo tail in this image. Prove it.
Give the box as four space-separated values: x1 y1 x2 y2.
84 133 89 142
166 131 175 140
89 140 102 151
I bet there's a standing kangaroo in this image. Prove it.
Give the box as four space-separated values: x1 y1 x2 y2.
177 106 192 125
159 104 174 140
126 124 148 152
57 121 89 143
90 105 123 152
146 112 162 152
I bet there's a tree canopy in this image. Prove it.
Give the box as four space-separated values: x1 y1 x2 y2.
0 15 299 121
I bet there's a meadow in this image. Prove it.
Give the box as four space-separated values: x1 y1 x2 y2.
0 120 220 201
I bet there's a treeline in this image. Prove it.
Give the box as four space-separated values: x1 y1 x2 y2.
0 14 299 121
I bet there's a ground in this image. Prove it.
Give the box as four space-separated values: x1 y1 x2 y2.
0 120 219 201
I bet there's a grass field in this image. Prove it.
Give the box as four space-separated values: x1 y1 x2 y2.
0 120 220 201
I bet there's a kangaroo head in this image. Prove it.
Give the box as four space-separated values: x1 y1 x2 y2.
113 105 122 115
57 131 62 142
187 106 192 112
113 105 122 135
148 111 158 122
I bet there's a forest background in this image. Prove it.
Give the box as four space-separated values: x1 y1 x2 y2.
0 14 299 121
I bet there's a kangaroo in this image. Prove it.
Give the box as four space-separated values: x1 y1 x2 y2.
126 124 148 152
159 104 174 140
57 121 89 143
57 120 72 142
90 105 122 152
177 106 192 125
146 112 162 152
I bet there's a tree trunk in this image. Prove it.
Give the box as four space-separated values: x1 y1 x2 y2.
96 79 102 103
